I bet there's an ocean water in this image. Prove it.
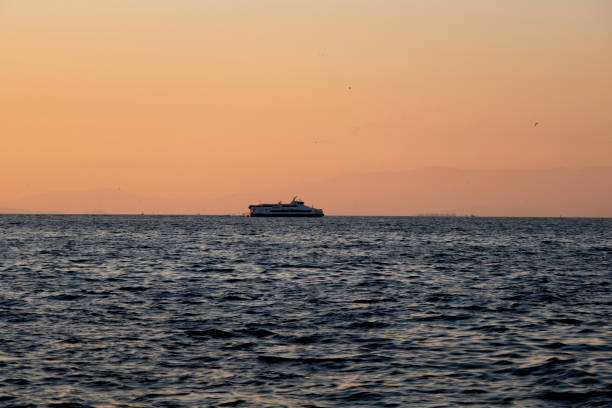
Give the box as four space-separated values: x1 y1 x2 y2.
0 215 610 407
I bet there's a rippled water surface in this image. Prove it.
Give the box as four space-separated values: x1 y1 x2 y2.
1 215 611 407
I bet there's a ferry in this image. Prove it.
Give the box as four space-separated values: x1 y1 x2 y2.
248 197 324 217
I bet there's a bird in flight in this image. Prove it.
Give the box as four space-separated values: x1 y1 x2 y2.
534 122 539 127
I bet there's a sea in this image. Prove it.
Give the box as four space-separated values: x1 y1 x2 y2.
0 215 610 407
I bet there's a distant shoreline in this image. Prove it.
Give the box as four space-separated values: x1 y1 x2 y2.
1 213 610 219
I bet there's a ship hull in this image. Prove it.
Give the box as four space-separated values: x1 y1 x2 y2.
250 213 324 217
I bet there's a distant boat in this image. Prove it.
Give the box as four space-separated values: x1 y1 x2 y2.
248 197 324 217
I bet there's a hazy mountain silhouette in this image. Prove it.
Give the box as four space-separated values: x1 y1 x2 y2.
1 168 610 216
0 189 182 214
294 167 612 217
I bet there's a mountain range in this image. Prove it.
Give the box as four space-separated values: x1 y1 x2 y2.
1 167 610 216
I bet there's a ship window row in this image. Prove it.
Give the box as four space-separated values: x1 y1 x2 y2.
269 209 313 212
256 204 299 208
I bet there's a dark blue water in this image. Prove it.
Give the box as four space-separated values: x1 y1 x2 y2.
1 215 610 407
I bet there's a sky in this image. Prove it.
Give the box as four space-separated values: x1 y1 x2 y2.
1 1 611 213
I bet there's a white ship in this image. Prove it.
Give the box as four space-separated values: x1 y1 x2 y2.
248 197 324 217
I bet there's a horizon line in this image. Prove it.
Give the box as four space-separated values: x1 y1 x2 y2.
0 212 610 219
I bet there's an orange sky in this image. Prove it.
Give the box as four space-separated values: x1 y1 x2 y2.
1 1 611 211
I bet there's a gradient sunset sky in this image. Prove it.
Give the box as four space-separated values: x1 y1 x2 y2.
1 1 611 212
